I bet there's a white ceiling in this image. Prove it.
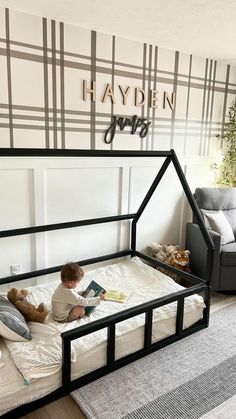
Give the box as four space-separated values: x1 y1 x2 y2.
1 0 236 65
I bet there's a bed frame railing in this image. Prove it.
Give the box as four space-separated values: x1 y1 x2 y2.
0 249 133 285
61 252 207 389
62 286 207 387
0 148 214 419
0 214 136 238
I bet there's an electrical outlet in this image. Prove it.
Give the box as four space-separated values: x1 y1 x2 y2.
10 264 22 275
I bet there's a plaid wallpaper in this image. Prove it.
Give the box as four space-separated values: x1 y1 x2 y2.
0 7 236 154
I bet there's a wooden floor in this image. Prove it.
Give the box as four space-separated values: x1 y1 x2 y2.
23 396 85 419
21 292 236 419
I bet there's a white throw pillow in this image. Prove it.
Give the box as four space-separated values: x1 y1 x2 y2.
0 296 31 341
204 211 235 245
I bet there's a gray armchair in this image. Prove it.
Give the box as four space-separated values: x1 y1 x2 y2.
186 187 236 291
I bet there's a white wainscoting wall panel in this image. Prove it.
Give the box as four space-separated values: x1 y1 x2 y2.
0 156 215 288
0 168 35 278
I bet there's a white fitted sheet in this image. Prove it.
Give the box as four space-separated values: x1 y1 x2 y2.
0 257 205 415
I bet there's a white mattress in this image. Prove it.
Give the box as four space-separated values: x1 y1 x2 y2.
0 257 205 415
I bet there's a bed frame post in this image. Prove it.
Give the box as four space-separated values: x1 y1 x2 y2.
170 149 215 328
62 338 71 386
176 297 184 336
131 220 137 253
203 248 214 326
144 308 153 349
107 324 116 366
170 150 214 252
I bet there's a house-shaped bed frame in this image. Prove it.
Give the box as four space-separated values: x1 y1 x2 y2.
0 148 214 418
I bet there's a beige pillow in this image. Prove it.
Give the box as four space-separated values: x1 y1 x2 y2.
204 211 235 245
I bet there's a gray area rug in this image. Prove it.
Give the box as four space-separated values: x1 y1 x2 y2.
71 303 236 419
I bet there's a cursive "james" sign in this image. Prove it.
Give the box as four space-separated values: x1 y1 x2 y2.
104 115 151 144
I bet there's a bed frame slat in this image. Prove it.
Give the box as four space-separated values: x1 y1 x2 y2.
107 324 116 366
144 308 153 349
176 297 184 336
62 339 71 386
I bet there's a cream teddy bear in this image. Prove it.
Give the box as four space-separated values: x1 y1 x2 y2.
149 243 179 262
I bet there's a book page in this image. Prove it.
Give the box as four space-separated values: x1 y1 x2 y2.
105 289 132 303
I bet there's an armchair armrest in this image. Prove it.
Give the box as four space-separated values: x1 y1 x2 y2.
186 223 221 288
206 228 222 251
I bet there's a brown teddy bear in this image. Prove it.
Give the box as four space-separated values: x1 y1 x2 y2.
157 249 191 286
7 288 48 323
167 250 191 272
167 249 192 286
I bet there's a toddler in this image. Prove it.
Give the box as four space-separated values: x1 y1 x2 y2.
52 262 105 322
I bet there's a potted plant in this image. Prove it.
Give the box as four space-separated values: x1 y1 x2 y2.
212 100 236 187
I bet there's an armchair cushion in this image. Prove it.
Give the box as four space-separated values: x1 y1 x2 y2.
194 187 236 211
204 211 235 245
221 242 236 266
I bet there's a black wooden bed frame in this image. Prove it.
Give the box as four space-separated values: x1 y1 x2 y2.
0 148 214 419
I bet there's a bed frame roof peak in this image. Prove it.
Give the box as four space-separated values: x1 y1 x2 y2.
0 148 214 287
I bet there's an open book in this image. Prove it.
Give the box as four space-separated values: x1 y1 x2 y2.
82 280 106 316
105 289 132 303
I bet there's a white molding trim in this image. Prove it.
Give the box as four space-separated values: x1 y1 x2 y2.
33 168 47 281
